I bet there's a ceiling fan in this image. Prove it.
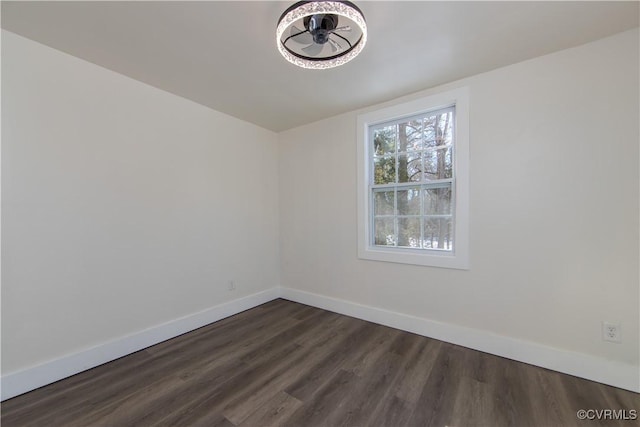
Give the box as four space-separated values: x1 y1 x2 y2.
276 1 367 69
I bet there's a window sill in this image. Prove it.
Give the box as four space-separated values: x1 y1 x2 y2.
358 246 469 270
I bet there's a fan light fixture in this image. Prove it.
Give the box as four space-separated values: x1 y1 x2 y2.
276 1 367 69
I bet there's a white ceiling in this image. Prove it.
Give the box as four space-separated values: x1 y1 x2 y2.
2 1 638 132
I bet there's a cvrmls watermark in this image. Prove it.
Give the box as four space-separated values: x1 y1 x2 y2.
576 409 637 421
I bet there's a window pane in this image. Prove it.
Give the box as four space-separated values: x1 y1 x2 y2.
373 156 396 184
424 147 452 180
424 186 452 215
397 152 421 183
424 111 453 149
402 119 423 152
374 218 396 246
423 217 453 250
396 122 417 153
397 187 420 215
373 125 396 156
398 217 421 248
374 190 394 216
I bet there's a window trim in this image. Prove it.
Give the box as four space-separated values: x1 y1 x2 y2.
356 87 470 269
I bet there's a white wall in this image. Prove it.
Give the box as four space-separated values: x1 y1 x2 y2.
279 29 639 383
1 30 280 374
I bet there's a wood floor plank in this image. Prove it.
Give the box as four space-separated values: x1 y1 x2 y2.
281 369 361 427
449 376 497 427
283 321 379 402
156 412 235 427
406 342 467 427
224 310 382 425
238 309 332 366
368 394 414 426
145 343 302 426
521 365 578 427
392 337 442 406
155 307 338 426
487 356 538 427
560 373 639 427
238 391 302 427
332 347 405 426
292 310 349 348
341 324 402 377
2 299 637 427
146 300 307 359
224 341 334 423
364 332 425 425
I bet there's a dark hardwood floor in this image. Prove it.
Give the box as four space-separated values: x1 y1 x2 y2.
2 299 638 426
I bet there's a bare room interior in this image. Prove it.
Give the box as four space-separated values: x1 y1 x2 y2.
1 1 639 426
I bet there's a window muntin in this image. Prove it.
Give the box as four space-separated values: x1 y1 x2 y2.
369 107 455 251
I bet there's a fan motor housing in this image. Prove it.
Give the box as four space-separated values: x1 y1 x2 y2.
304 14 339 44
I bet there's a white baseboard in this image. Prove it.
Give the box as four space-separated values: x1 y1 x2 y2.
280 287 640 393
3 286 637 401
0 288 279 401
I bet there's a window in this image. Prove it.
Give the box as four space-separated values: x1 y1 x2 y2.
357 88 469 269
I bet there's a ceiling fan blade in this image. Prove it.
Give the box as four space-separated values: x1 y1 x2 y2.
328 38 342 53
289 25 313 44
302 43 323 56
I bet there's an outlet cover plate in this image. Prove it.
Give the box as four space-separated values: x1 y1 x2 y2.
602 321 621 343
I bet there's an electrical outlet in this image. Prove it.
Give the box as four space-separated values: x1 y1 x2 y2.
602 322 621 343
228 280 236 291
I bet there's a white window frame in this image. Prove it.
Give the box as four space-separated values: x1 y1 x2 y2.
357 87 469 269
